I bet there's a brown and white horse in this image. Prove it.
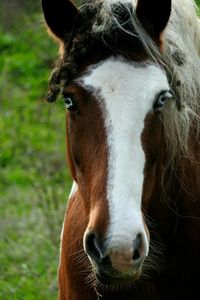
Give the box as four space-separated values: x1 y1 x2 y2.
42 0 200 299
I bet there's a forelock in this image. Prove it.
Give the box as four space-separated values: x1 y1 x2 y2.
45 0 151 103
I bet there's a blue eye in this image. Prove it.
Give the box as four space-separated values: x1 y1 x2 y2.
64 96 76 111
153 91 173 110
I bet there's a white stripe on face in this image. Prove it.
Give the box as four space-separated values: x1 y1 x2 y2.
81 56 169 255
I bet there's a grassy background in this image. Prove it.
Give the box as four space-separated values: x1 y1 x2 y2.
0 1 200 299
0 2 73 299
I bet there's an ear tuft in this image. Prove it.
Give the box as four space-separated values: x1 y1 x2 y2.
42 0 78 40
136 0 171 41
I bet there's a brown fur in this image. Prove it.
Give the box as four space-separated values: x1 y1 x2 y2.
64 84 109 233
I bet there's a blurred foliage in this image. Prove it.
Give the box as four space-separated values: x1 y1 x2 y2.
0 4 72 300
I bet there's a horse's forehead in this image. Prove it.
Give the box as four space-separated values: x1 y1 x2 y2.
80 57 169 121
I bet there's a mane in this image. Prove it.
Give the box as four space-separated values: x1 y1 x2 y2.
162 0 200 159
47 0 200 160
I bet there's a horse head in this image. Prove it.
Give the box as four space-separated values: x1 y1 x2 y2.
42 0 172 285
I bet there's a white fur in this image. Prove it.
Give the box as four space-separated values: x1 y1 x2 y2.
68 181 78 199
60 181 78 249
81 56 169 256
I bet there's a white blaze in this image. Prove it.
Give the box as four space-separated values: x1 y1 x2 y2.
81 56 169 254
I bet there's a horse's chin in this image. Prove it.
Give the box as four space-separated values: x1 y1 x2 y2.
94 266 142 289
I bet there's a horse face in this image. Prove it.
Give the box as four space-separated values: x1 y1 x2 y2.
42 0 172 285
64 57 171 282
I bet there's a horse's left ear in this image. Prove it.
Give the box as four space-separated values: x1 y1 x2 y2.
136 0 171 41
42 0 78 41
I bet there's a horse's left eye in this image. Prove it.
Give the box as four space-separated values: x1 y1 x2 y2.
153 91 173 110
64 96 76 111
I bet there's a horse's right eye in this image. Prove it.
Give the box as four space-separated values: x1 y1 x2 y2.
64 96 77 111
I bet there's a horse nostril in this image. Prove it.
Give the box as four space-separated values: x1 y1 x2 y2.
84 232 103 263
132 233 142 261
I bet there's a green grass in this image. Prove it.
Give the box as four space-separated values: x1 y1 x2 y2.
0 12 72 300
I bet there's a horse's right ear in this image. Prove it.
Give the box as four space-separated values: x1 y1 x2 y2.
42 0 78 40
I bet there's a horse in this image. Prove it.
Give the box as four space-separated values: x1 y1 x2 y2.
41 0 200 299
